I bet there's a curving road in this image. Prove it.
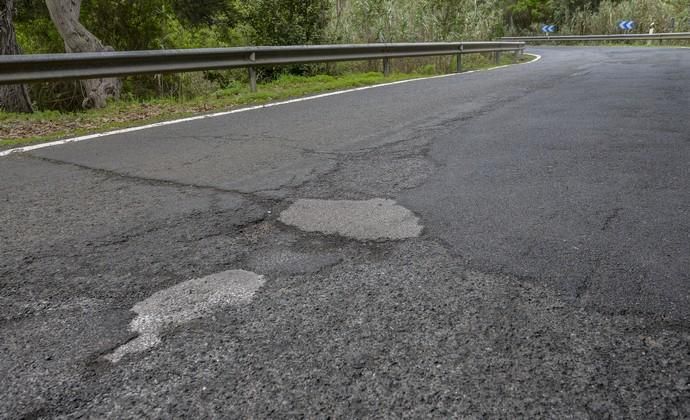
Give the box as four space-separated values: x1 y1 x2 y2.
1 47 689 417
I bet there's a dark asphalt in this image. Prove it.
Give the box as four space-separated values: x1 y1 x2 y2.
1 47 689 418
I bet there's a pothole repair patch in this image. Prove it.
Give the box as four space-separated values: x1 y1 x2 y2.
279 198 423 240
105 270 265 363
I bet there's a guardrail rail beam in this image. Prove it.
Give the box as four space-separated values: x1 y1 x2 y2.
500 32 690 43
0 41 526 92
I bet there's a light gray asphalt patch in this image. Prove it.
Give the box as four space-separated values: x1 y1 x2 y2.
105 270 265 362
279 198 423 240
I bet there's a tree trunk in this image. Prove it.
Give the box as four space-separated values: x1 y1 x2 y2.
0 0 33 113
45 0 120 109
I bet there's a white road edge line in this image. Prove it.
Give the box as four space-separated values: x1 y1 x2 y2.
1 53 542 158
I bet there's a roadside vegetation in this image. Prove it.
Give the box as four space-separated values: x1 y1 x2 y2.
0 0 687 146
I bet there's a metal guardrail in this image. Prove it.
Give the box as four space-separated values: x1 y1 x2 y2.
0 41 525 92
500 32 690 42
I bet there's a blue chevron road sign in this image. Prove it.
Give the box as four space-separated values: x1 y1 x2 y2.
618 20 635 31
541 25 557 33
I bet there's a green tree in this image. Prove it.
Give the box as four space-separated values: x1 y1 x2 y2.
1 0 33 112
245 0 330 45
171 0 239 26
45 0 121 108
80 0 169 51
506 0 555 29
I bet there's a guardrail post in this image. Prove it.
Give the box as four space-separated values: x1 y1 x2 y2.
455 45 464 73
495 51 501 65
248 67 257 93
248 52 257 93
383 57 391 77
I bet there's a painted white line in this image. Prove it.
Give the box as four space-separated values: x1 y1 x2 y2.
0 54 542 158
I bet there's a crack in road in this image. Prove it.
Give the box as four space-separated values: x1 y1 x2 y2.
23 154 279 206
601 207 623 231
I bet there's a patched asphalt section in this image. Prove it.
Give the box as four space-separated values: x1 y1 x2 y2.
279 198 423 240
105 270 265 363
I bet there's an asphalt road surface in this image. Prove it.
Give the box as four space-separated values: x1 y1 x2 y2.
2 47 689 418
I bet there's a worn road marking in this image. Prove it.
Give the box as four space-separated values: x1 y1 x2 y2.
105 270 265 363
279 198 423 240
0 54 542 158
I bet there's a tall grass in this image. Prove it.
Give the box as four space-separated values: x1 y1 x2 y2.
327 0 504 43
558 0 687 35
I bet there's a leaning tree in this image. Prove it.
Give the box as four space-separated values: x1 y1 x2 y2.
0 0 33 113
45 0 120 108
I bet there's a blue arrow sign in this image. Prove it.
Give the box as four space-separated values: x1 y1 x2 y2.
541 25 557 33
618 20 635 31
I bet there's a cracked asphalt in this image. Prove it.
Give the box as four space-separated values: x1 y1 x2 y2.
1 47 689 418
